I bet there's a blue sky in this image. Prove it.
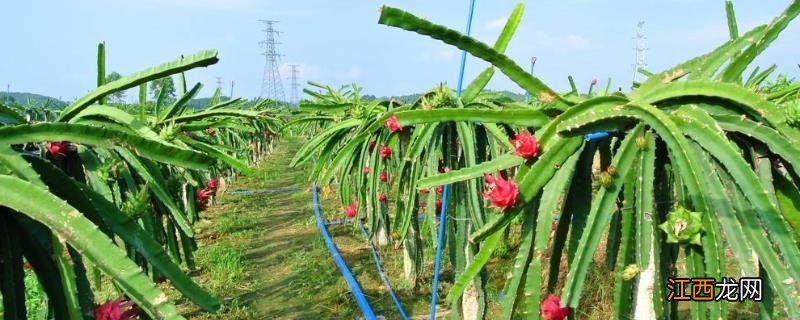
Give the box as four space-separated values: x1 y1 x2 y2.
1 0 798 102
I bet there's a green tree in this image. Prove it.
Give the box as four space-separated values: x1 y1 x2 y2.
105 71 126 103
149 76 176 103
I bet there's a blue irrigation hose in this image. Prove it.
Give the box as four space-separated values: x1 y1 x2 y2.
585 131 627 142
311 183 377 320
431 2 477 318
358 222 410 320
584 132 609 141
430 184 451 319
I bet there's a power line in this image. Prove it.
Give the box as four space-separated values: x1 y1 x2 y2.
258 20 285 102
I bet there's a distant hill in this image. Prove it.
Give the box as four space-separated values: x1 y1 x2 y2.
186 96 233 109
0 92 239 110
363 90 526 104
1 92 67 108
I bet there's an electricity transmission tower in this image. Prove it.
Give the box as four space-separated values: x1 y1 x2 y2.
288 64 300 107
632 21 647 84
258 20 285 102
524 57 537 102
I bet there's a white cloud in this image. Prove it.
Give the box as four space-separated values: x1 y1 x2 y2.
563 34 591 50
485 17 507 30
438 49 457 61
419 48 459 62
280 63 318 80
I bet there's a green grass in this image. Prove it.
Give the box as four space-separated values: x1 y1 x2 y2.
195 244 247 296
23 269 46 319
286 237 339 301
213 213 257 235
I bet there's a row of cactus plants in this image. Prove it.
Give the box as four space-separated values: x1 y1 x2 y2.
0 44 282 319
294 0 800 319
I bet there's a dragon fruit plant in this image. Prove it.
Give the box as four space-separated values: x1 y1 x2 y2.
290 4 564 318
375 0 800 319
0 43 282 319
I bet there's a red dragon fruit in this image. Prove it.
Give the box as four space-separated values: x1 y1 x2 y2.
94 299 138 320
206 179 219 190
379 145 392 160
385 115 402 133
482 173 518 211
344 200 358 218
541 295 569 320
196 188 213 211
46 141 71 156
510 131 539 159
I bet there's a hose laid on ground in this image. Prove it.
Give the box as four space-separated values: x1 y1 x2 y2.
310 183 377 320
358 222 410 320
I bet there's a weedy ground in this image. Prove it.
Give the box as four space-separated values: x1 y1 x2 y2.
168 136 763 319
172 137 456 319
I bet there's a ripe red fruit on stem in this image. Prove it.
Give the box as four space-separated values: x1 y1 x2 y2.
482 173 518 210
196 188 213 211
363 166 370 175
378 192 387 202
344 200 358 218
436 186 443 195
368 140 377 152
46 141 71 156
435 199 443 215
379 171 388 182
385 115 402 133
541 295 569 320
379 145 392 160
206 179 219 190
94 299 138 320
510 131 539 159
196 189 213 202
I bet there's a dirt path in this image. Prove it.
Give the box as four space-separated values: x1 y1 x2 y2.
175 137 438 319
